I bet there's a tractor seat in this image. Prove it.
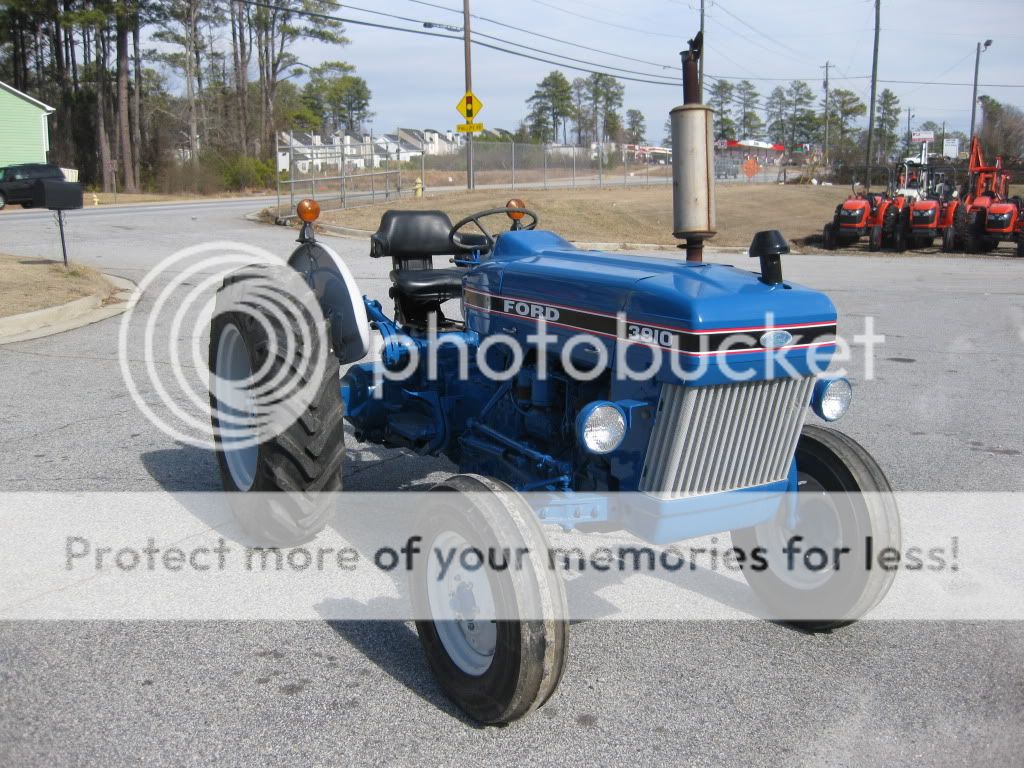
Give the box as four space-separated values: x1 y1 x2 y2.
370 210 455 268
389 268 463 304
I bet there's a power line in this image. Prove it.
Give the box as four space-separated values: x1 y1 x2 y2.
524 0 682 39
239 0 684 86
471 29 681 81
709 0 818 65
876 78 1024 88
336 1 680 80
403 0 678 69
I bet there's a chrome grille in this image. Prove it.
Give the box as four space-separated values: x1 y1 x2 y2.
639 377 814 499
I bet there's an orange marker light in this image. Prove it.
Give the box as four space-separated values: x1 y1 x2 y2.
506 198 526 220
297 198 321 223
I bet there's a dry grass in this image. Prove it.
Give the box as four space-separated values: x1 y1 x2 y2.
319 184 852 250
0 255 116 317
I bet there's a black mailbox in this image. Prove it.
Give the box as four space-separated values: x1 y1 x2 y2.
31 179 84 210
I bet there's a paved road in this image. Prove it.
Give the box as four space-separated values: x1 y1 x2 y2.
0 200 1022 765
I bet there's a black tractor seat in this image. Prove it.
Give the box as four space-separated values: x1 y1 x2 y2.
389 268 463 304
370 210 468 327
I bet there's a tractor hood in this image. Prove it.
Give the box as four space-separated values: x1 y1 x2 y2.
463 231 838 384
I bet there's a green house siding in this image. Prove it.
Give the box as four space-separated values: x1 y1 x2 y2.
0 85 51 167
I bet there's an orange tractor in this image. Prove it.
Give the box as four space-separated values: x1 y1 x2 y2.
823 165 916 251
899 165 960 250
938 137 1023 256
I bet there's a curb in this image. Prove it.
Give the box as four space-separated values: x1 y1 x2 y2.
0 273 139 345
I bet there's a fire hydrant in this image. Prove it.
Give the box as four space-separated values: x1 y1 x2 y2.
92 193 99 206
414 177 423 198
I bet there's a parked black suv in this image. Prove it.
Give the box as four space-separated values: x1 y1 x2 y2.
0 163 65 210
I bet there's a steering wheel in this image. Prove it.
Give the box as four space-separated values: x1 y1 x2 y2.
449 203 539 254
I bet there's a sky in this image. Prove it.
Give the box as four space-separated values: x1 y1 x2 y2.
242 0 1024 140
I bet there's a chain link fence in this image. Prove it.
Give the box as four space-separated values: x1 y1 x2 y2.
275 134 788 216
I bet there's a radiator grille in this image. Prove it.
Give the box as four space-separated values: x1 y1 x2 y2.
639 377 814 499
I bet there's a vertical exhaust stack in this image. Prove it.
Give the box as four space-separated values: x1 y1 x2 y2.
671 33 716 262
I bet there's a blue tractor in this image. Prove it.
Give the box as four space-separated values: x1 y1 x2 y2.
208 37 898 724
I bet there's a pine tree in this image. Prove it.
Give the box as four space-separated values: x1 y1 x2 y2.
734 80 762 139
625 109 646 144
708 80 736 141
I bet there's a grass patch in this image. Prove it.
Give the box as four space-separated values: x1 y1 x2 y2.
0 255 116 317
319 184 852 250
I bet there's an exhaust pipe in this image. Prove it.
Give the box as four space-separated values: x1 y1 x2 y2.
671 32 716 262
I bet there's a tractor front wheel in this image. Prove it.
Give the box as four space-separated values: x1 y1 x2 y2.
868 225 883 251
412 475 568 725
894 221 907 252
1017 238 1024 258
208 264 345 546
731 425 900 632
822 223 837 250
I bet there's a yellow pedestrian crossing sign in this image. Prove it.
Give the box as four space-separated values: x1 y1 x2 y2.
456 91 483 121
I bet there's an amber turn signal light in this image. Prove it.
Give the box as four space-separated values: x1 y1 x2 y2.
297 198 321 223
506 198 526 220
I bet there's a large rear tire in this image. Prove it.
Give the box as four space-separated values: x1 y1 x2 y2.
209 264 345 545
822 223 837 251
941 226 958 253
731 425 900 631
868 225 883 252
412 475 568 725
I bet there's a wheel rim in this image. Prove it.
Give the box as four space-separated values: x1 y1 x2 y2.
754 472 843 590
425 529 498 677
215 323 258 491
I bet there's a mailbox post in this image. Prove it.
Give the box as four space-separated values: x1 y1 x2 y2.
31 180 83 267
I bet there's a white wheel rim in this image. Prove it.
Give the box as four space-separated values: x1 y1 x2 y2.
214 323 258 491
426 529 497 676
754 474 843 590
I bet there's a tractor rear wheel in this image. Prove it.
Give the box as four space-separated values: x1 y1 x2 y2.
412 475 568 725
868 225 883 251
209 264 345 546
731 425 900 632
894 219 908 252
941 226 958 253
1017 238 1024 258
822 223 837 250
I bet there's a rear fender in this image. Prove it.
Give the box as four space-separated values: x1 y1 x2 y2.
288 241 370 364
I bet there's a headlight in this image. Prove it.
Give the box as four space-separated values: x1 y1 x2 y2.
811 377 852 422
576 402 627 454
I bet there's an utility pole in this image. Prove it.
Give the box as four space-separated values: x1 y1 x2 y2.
969 39 992 140
905 107 913 155
821 60 831 166
864 0 880 188
463 0 475 189
698 0 705 99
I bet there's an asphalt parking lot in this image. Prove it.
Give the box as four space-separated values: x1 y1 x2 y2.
1 199 1022 765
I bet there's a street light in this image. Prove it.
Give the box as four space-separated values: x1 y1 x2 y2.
969 39 992 140
423 21 463 32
